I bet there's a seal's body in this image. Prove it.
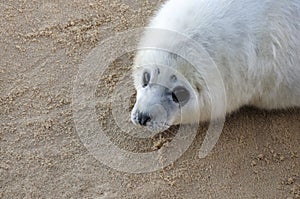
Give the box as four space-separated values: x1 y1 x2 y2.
131 0 300 132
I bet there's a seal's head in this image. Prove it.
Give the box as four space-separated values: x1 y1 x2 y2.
131 51 201 132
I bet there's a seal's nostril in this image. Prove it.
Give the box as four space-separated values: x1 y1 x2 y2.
138 113 151 126
141 115 151 126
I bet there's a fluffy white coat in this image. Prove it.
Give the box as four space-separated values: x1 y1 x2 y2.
131 0 300 131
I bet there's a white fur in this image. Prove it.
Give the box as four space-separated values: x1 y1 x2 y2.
131 0 300 131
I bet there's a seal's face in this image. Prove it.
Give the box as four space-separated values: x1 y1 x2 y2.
131 66 196 132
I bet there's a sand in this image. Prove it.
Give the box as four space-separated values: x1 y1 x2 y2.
0 0 299 198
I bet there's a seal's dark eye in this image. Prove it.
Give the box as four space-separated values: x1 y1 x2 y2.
143 72 150 87
172 86 190 105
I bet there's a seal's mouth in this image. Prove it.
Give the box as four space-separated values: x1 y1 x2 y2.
145 121 171 133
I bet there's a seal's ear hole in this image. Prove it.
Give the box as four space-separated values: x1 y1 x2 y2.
195 82 202 93
172 86 190 105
